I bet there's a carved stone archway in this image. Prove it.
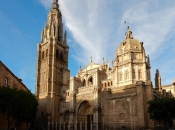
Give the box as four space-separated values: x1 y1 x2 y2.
77 101 93 130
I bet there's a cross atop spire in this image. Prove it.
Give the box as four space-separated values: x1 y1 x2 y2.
51 0 59 10
125 26 133 39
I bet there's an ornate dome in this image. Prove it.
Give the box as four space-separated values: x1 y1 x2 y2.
116 26 144 56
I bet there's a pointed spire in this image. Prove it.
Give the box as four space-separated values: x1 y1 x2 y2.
148 55 150 61
51 0 59 10
125 26 133 39
63 31 67 44
155 69 161 91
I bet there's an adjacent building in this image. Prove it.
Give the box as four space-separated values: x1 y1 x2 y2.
0 61 30 130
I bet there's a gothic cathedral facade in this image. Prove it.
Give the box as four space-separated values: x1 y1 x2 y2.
36 0 154 129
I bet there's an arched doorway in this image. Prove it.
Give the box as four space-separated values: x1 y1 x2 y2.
77 101 93 130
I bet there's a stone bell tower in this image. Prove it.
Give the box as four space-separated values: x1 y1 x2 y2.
35 0 70 126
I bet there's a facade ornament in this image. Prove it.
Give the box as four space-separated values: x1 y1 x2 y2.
102 58 105 65
90 57 92 63
93 103 101 112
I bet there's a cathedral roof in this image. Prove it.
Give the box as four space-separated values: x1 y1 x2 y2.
81 63 101 72
116 26 144 56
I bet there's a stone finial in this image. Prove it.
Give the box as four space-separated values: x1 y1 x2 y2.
125 26 133 39
90 57 92 63
156 69 159 73
147 55 150 63
102 58 104 65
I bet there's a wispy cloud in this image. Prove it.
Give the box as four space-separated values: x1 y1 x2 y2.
39 0 51 9
39 0 175 84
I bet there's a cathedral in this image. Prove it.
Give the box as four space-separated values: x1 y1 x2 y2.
35 0 161 129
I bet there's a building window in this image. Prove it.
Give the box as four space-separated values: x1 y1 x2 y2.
111 81 113 86
132 69 136 79
108 82 110 86
41 112 43 117
14 84 16 88
119 73 122 81
4 77 8 87
125 71 129 80
138 70 142 79
82 79 86 86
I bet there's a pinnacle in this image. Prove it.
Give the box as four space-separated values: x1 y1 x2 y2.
51 0 59 10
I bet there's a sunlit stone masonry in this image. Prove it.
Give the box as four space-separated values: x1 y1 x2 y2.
35 0 174 130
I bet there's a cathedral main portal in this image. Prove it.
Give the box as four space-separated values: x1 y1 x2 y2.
77 101 93 130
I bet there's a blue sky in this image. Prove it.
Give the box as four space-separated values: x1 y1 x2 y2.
0 0 175 93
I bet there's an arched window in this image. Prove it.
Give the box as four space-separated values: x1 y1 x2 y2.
132 69 136 79
105 83 107 88
108 82 110 86
88 76 93 86
111 81 113 86
125 71 129 80
82 79 86 86
138 70 142 79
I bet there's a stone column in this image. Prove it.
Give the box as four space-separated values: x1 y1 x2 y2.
85 121 87 130
91 120 93 130
64 122 65 130
69 108 75 130
93 104 100 130
80 121 82 130
74 114 78 130
59 122 61 130
136 81 145 128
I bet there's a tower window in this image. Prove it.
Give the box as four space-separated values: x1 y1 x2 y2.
132 69 136 79
60 52 63 61
56 50 59 59
42 51 44 59
46 49 48 57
